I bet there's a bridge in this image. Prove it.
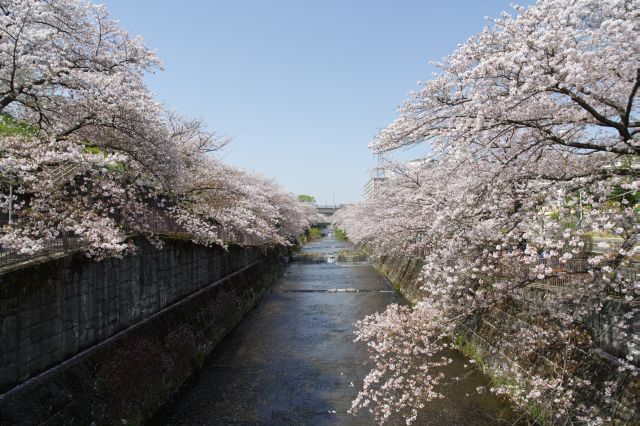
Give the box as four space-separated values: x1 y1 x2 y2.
315 204 349 217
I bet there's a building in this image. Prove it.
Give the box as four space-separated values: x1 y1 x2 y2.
363 176 387 199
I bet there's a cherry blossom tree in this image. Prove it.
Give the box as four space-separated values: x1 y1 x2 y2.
0 0 313 258
336 0 639 423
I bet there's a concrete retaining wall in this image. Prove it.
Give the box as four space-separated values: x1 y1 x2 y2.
0 238 286 425
372 254 424 303
371 253 639 424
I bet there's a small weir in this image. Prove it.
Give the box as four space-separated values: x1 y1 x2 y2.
150 230 519 425
276 288 395 293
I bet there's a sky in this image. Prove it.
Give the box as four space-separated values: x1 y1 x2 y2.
101 0 533 205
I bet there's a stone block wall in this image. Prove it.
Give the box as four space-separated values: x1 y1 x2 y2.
0 237 285 425
372 254 424 303
0 238 263 394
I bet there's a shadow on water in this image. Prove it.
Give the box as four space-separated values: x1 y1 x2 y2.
149 232 523 425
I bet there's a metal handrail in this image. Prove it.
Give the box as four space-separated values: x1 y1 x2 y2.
0 209 262 268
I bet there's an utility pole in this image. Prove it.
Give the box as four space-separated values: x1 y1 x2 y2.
376 154 385 178
578 190 583 224
8 182 12 224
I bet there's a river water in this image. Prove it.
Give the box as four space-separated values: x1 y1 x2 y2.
151 231 519 425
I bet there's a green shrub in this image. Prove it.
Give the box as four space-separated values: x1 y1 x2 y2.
0 114 37 136
334 227 348 241
307 227 322 240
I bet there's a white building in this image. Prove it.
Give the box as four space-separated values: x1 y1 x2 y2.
363 156 434 199
363 176 387 198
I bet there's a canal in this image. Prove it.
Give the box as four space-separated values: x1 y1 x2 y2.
151 230 518 425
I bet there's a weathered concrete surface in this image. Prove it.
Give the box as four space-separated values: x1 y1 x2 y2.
0 237 261 393
0 241 284 425
372 253 425 303
152 233 518 425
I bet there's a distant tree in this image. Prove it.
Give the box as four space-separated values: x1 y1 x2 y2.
297 194 316 203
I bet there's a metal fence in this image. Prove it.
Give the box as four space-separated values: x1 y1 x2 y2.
529 258 638 290
0 209 262 269
407 244 637 293
534 257 590 273
0 233 84 267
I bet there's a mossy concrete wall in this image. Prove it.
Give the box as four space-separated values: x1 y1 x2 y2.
372 254 424 303
372 253 639 424
0 239 286 425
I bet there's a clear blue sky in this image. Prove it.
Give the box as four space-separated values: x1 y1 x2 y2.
101 0 532 205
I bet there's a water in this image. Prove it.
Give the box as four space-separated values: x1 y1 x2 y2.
150 232 519 425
